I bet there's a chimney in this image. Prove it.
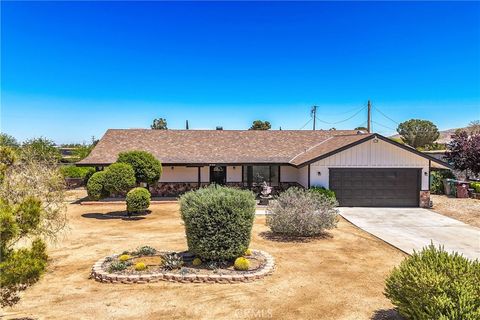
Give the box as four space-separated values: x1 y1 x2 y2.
216 126 223 130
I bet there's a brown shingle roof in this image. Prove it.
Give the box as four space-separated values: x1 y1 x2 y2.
78 129 372 167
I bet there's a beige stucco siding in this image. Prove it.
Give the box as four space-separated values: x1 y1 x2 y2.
309 138 430 190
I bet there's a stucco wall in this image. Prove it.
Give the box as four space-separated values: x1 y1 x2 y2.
280 165 298 182
309 138 430 190
226 166 242 182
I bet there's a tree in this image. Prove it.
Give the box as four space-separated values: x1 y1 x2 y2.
0 133 19 148
354 126 368 131
396 119 440 149
0 154 66 307
22 137 61 163
117 151 162 185
467 120 480 134
445 131 480 177
151 118 168 130
249 120 271 130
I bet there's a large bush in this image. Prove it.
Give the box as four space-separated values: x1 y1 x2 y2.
102 163 136 195
266 187 338 237
385 244 480 319
60 166 95 181
180 185 256 261
117 151 162 185
86 171 108 200
126 187 151 213
430 170 455 194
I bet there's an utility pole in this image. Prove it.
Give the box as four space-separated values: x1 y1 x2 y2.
367 100 371 133
186 120 189 130
311 105 318 130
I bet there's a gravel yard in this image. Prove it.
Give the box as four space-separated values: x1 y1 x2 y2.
431 195 480 228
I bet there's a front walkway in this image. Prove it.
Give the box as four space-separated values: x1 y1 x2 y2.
339 207 480 260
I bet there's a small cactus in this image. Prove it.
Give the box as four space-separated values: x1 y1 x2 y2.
134 262 147 271
234 257 250 271
244 249 253 256
119 254 130 262
192 257 202 266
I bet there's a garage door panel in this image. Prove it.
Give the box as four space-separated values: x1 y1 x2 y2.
330 168 420 207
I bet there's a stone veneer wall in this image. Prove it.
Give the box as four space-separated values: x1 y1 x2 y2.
419 190 431 208
149 182 303 197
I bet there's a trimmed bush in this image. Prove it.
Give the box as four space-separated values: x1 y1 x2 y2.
234 257 250 271
430 170 455 194
86 171 108 200
117 151 162 185
309 186 336 199
60 166 95 181
126 187 151 213
180 185 256 261
103 163 136 195
385 244 480 319
266 187 338 237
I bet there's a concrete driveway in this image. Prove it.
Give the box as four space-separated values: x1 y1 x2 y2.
339 207 480 260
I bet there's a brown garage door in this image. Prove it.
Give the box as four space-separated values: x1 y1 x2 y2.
329 168 420 207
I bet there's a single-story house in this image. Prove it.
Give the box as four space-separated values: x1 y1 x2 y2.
78 129 450 207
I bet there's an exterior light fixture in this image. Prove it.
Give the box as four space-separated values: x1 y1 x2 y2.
317 171 322 176
373 138 379 143
233 166 236 169
171 166 174 170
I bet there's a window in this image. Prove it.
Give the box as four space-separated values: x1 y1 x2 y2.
243 165 279 186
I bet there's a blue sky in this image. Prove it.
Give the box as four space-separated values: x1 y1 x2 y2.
1 1 479 144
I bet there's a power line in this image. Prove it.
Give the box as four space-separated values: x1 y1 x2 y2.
373 107 400 125
315 106 367 125
299 118 313 130
372 120 397 131
315 105 366 117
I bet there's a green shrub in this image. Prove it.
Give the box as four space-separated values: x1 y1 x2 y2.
385 244 480 320
117 151 162 185
103 163 136 195
60 166 95 181
134 245 156 256
267 187 338 237
430 170 456 194
234 257 250 271
86 171 108 200
180 185 256 261
309 186 336 199
471 182 480 193
126 188 151 213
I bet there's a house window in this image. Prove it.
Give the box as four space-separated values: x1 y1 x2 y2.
243 165 279 186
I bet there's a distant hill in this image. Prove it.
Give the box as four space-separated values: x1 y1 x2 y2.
390 127 466 145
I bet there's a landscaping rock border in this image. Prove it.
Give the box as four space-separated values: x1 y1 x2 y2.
90 250 275 284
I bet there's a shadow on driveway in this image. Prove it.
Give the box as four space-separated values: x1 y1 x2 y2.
371 309 403 320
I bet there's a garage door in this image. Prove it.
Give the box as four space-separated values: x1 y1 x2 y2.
329 168 420 207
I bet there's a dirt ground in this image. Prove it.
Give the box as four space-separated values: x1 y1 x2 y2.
431 195 480 228
4 193 406 320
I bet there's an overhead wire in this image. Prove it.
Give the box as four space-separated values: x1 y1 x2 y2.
373 106 400 125
299 118 313 129
315 106 367 125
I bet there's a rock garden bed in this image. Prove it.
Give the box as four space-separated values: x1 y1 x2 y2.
91 246 275 284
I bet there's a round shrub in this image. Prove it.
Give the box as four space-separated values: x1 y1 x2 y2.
234 257 250 271
117 151 162 185
192 257 202 266
134 262 147 271
266 187 338 237
86 171 108 200
385 244 480 319
309 186 336 200
126 187 151 213
103 163 136 195
180 185 256 261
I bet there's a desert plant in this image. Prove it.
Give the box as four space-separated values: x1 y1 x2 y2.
108 261 128 272
180 185 256 261
162 253 184 270
430 170 456 194
134 245 156 256
21 137 62 163
309 186 336 199
134 262 147 271
117 151 162 185
126 187 151 213
266 187 338 237
234 257 250 271
471 182 480 193
103 163 136 195
86 171 108 200
244 249 252 256
118 254 131 262
385 244 480 320
192 257 202 266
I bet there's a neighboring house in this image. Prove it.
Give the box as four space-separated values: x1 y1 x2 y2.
78 129 450 207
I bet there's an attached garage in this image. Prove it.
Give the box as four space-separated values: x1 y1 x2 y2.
329 168 421 207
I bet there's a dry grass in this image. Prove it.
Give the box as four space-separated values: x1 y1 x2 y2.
431 195 480 228
4 198 406 320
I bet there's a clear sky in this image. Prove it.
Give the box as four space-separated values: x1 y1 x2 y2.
1 1 479 144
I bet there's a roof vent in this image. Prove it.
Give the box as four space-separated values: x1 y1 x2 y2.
216 126 223 130
357 130 366 134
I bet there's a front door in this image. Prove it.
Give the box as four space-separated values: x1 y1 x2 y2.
210 166 227 185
